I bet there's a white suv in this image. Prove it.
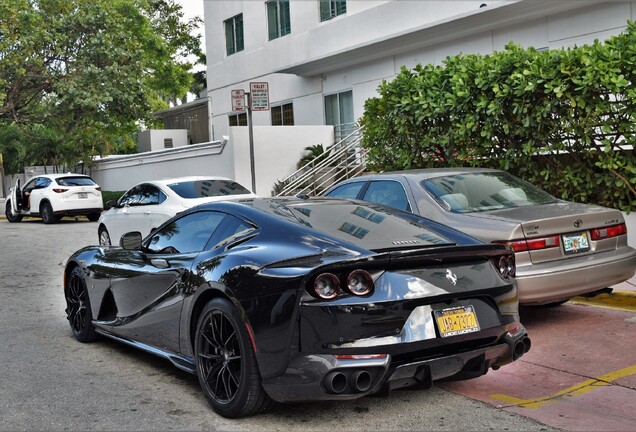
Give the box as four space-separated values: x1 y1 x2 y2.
5 174 103 224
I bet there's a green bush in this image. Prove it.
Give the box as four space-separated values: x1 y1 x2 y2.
362 21 636 212
101 191 125 209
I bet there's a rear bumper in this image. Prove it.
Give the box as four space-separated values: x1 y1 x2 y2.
516 246 636 304
262 328 529 403
52 197 103 213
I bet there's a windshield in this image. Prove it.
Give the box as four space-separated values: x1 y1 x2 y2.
168 179 252 199
420 172 557 213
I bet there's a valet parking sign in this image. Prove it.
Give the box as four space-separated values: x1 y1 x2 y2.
249 82 269 111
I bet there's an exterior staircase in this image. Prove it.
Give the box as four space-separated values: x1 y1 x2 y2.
276 124 368 197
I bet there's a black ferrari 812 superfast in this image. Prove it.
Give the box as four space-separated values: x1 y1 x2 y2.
63 197 530 418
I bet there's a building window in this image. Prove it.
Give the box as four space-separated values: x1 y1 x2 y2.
320 0 346 21
267 0 291 40
228 113 247 126
224 14 244 55
271 103 294 126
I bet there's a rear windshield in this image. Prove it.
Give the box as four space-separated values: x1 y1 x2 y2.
168 179 252 199
56 176 97 187
248 199 461 250
420 172 557 213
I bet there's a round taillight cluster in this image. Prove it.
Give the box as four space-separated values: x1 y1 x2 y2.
312 270 375 299
497 255 516 278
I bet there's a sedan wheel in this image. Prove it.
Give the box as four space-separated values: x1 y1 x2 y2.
195 299 274 418
65 267 98 342
41 202 56 224
98 227 112 247
5 200 23 223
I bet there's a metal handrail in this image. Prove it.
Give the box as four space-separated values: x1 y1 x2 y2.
276 125 366 196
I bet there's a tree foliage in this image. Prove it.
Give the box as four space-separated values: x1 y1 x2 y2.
362 21 636 212
0 0 203 173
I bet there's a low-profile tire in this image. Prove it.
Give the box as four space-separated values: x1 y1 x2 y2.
41 202 56 224
5 200 23 223
195 298 274 418
87 212 101 222
98 226 112 247
65 267 98 342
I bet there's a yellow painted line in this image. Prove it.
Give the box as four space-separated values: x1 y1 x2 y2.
490 364 636 408
569 290 636 312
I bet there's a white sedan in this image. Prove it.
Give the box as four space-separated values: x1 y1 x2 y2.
97 176 257 246
5 173 103 224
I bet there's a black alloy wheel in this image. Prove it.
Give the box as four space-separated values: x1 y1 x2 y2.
41 202 56 224
5 200 23 223
65 267 98 342
195 299 274 418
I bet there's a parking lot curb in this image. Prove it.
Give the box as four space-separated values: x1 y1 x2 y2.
570 290 636 312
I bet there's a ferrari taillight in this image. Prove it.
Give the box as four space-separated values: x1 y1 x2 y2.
311 269 375 299
495 255 516 278
313 273 340 299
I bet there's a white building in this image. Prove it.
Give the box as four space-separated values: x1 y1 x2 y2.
203 0 634 193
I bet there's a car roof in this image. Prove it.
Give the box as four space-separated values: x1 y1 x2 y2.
374 167 503 180
145 176 236 186
34 173 91 179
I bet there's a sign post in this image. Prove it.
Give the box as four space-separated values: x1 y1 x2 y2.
231 84 269 194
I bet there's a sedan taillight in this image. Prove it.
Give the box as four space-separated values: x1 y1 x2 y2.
52 188 68 193
497 235 560 252
590 223 627 240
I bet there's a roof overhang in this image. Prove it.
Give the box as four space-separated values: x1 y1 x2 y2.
275 1 596 76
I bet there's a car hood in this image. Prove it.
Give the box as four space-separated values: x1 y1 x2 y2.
466 201 622 238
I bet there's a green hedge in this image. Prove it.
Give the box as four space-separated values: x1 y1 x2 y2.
362 21 636 212
101 191 125 209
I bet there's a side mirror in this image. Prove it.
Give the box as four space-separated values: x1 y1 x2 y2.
105 200 119 209
120 232 143 250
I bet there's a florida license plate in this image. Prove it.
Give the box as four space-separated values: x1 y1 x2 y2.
434 305 480 338
78 192 88 199
562 231 590 254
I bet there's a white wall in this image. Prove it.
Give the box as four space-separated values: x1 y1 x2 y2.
137 129 188 152
91 141 234 191
230 125 335 196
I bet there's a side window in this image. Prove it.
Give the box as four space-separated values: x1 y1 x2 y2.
145 211 226 254
137 184 160 205
325 182 365 199
158 190 167 204
209 215 256 250
23 178 38 192
118 185 143 206
35 177 51 189
362 181 411 212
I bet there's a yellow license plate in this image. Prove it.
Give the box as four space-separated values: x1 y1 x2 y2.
434 305 480 338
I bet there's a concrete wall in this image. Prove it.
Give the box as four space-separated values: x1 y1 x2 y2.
90 141 234 192
88 126 334 196
230 125 334 196
137 129 188 153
